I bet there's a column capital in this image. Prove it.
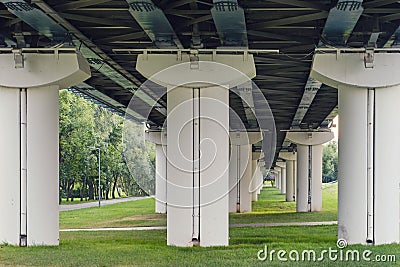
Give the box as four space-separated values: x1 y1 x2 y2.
286 131 333 146
311 52 400 89
144 130 167 145
0 50 90 88
276 161 286 169
273 166 281 172
230 131 262 145
279 151 296 161
136 53 256 88
252 151 262 160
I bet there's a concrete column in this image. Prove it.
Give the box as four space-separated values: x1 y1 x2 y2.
311 51 400 245
287 132 334 212
145 131 167 214
166 85 229 247
136 52 256 247
250 152 261 201
251 165 259 201
0 50 90 246
155 144 167 213
256 162 264 195
293 159 297 200
229 132 262 212
274 166 281 190
251 162 257 201
228 144 252 213
279 152 296 202
272 171 278 188
276 162 286 194
251 164 263 201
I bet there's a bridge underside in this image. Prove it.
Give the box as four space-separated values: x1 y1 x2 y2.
0 0 400 247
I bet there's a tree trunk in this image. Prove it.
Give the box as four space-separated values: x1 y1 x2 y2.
88 181 94 200
105 188 109 200
80 177 87 201
66 181 70 202
69 181 75 202
112 175 118 199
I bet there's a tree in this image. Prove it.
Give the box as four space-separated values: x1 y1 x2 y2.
59 90 96 202
322 141 338 183
59 89 154 202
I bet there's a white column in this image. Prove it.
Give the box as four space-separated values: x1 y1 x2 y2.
228 144 252 213
293 159 297 200
312 51 400 245
229 133 262 212
279 152 296 202
250 152 261 202
285 160 294 202
296 146 308 212
275 167 281 190
252 164 263 201
167 86 229 247
256 162 264 195
0 51 90 246
145 131 167 214
155 144 167 213
276 162 286 194
136 52 256 247
287 132 333 212
272 171 278 188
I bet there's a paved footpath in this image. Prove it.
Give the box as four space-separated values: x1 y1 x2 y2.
59 196 151 211
60 221 337 232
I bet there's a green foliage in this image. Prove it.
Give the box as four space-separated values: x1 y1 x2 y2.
322 141 338 183
59 90 153 202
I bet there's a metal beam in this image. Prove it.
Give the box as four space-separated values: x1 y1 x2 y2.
290 0 364 129
364 0 399 8
126 0 183 48
250 11 328 29
264 0 328 11
53 0 113 12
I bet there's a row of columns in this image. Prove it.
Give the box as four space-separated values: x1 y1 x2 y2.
1 49 399 248
148 130 266 215
135 50 400 246
271 131 333 213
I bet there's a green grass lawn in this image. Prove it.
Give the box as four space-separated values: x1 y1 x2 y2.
60 198 166 229
2 182 399 266
60 183 338 229
231 182 338 225
1 226 398 266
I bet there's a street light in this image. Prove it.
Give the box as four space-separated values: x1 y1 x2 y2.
92 147 101 207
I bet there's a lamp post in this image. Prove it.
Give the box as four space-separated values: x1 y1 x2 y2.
92 147 101 207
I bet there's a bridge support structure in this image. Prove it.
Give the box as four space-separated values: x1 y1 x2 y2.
279 152 297 202
312 50 400 245
145 130 167 214
0 49 90 246
275 167 281 190
287 131 334 212
250 152 263 201
229 132 262 213
276 162 286 195
136 51 256 247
